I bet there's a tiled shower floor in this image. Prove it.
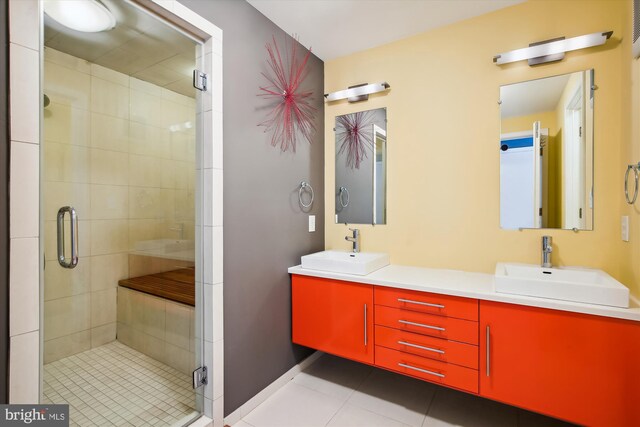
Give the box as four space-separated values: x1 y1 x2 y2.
43 341 199 426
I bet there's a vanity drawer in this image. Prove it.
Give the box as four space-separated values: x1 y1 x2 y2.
375 325 478 370
375 346 478 394
375 287 478 321
375 305 478 345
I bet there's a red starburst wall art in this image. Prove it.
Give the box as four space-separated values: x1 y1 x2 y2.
258 36 316 153
336 110 375 169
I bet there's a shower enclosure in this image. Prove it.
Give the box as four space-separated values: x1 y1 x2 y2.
40 1 206 425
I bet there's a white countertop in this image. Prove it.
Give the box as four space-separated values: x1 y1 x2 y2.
288 264 640 322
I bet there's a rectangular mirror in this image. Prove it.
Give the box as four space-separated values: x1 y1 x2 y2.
500 70 594 230
335 107 387 224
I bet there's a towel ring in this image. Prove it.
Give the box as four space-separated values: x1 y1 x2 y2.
339 186 350 208
299 181 314 208
625 162 640 205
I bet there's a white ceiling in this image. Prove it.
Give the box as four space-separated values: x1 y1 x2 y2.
500 74 572 119
247 0 524 61
44 0 197 97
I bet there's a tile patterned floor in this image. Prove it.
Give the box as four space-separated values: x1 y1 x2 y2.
43 340 199 427
233 354 575 427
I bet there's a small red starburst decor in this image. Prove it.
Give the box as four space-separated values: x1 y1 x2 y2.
258 36 316 153
336 110 375 169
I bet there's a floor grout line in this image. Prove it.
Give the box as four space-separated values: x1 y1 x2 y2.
420 389 438 427
322 385 354 427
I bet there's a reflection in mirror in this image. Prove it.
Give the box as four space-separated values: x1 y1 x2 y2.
335 108 387 224
500 70 594 230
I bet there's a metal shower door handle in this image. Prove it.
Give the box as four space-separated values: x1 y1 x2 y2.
57 206 78 269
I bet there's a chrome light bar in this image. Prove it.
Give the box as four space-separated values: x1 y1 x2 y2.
324 82 390 102
493 31 613 66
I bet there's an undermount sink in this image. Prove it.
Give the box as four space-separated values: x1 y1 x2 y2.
495 263 629 308
301 250 390 276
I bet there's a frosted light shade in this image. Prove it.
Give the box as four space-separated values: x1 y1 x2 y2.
494 31 612 65
325 82 390 102
44 0 116 33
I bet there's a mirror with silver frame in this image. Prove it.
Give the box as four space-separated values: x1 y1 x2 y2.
335 107 387 224
499 69 594 231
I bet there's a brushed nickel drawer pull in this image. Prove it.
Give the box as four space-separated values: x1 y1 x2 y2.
398 363 445 378
397 340 445 354
398 319 445 331
364 304 368 346
486 325 491 377
397 298 445 309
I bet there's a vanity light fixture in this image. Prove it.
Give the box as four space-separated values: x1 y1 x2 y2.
325 82 390 103
44 0 116 33
493 31 613 66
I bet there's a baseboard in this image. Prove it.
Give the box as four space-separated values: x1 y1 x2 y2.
223 351 323 426
631 292 640 307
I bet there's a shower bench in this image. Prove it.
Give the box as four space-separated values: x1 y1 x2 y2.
116 267 196 375
118 267 195 306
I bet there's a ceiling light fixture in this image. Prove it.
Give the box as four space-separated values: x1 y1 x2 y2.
493 31 613 66
325 82 390 103
44 0 116 33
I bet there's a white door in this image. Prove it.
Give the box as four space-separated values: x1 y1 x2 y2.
564 85 586 229
532 121 543 228
500 132 535 229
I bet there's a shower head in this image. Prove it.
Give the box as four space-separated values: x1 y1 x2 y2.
44 94 50 108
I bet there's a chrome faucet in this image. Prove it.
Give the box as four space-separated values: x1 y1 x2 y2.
542 235 553 268
345 228 360 253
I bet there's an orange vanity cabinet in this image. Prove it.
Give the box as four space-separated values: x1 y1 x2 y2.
292 275 374 364
291 274 640 426
480 300 640 427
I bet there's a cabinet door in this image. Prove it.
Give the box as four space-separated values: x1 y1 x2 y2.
292 275 373 364
480 301 640 427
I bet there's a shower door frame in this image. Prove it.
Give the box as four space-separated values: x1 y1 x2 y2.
6 0 224 425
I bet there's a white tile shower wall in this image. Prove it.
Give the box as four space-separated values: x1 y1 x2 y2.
116 287 196 375
43 47 197 363
8 0 41 404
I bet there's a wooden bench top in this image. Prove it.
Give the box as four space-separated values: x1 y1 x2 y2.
118 267 195 306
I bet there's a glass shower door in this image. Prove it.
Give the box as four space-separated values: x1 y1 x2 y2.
41 1 204 424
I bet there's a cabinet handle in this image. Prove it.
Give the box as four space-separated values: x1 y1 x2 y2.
486 325 490 377
398 319 445 331
397 340 445 354
364 304 368 346
397 298 445 309
398 363 445 378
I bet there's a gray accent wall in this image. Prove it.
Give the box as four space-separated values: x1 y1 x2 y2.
177 0 324 415
0 0 8 404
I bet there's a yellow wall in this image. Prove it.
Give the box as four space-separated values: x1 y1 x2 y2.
620 0 640 296
501 111 557 136
325 1 631 291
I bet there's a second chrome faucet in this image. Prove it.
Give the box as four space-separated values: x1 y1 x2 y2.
345 228 360 253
